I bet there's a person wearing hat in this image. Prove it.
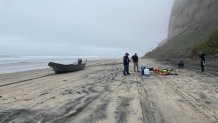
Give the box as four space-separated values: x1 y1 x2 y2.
123 53 130 75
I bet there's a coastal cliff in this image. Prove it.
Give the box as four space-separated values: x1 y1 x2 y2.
146 0 218 58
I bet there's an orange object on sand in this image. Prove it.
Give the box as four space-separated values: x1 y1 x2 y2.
160 72 167 76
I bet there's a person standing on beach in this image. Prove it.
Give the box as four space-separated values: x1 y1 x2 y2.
199 52 206 72
131 53 139 72
123 53 130 75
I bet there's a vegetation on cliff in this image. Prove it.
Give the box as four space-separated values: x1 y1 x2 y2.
192 31 218 55
146 0 218 58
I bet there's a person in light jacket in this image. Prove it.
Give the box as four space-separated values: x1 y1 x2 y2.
131 53 139 72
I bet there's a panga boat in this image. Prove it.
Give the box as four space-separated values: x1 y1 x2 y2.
48 60 86 74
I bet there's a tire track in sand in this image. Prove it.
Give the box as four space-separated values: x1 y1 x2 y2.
164 77 218 122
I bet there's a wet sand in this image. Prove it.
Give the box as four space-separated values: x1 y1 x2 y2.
0 59 218 123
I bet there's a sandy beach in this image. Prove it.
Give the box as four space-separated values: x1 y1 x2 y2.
0 59 218 123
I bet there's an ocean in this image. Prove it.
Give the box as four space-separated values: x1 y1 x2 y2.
0 56 105 74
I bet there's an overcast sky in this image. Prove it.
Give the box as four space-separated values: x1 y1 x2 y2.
0 0 174 57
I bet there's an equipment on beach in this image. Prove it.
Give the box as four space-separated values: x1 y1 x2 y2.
148 68 154 71
141 66 146 76
160 69 178 75
144 68 150 77
48 62 86 74
141 66 150 77
159 69 168 76
154 68 178 76
141 66 178 76
154 68 159 72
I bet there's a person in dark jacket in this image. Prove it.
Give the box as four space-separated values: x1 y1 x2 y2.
123 53 130 75
131 53 139 72
199 52 206 72
177 60 184 69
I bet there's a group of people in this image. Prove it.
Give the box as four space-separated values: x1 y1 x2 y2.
177 52 205 72
123 52 206 76
123 53 139 76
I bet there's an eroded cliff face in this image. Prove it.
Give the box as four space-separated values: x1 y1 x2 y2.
168 0 218 40
146 0 218 58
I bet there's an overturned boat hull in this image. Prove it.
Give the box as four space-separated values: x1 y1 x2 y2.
48 62 86 74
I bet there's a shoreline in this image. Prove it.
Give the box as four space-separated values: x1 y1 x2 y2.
0 58 121 75
0 59 122 88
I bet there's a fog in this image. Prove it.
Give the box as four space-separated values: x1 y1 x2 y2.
0 0 174 57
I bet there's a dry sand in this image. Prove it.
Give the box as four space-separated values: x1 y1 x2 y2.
0 59 218 123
